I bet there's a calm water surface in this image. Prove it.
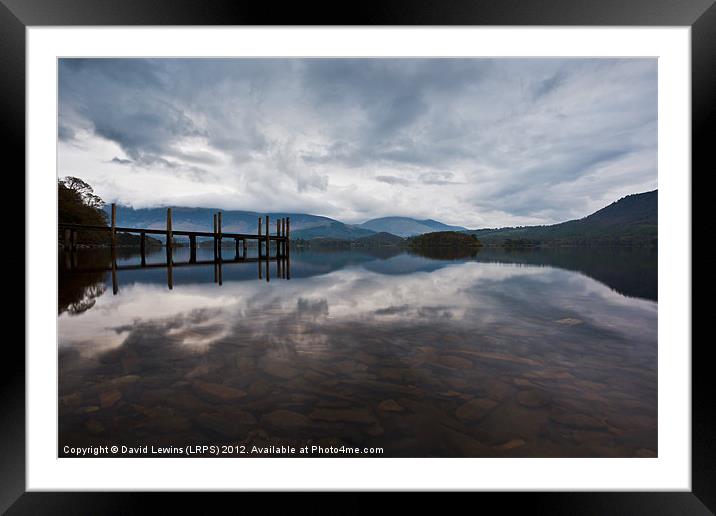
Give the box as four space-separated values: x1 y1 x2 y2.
58 246 657 457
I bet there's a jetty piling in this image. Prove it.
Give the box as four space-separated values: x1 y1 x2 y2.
257 217 262 258
111 203 117 246
213 214 218 260
217 211 223 260
166 207 173 265
265 215 270 258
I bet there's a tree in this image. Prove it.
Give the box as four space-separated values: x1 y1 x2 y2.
58 177 108 244
60 176 105 209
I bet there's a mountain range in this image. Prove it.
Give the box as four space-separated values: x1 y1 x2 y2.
356 217 467 237
105 189 657 246
104 206 463 240
466 190 657 246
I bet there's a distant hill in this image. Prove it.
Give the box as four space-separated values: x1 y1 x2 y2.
407 231 482 248
358 217 467 237
292 231 405 249
467 190 657 246
291 221 376 240
354 232 405 247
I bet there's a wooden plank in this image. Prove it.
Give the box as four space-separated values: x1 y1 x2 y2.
140 231 146 266
57 223 273 240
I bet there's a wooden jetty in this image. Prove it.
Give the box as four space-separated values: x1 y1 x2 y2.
59 203 291 263
60 204 292 292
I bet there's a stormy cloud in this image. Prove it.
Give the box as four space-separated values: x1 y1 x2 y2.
58 58 657 227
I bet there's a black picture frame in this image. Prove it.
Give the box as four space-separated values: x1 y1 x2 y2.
4 0 710 513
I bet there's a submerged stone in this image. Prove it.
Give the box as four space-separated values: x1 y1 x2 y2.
192 381 247 401
493 438 526 451
99 390 122 408
433 355 473 370
85 419 105 434
309 407 378 425
377 399 404 412
516 389 550 408
261 361 301 380
550 412 607 431
455 398 498 422
261 410 314 432
195 411 257 438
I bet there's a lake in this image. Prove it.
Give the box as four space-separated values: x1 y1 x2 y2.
58 246 657 457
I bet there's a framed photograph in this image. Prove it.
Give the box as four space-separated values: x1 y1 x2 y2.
6 0 710 512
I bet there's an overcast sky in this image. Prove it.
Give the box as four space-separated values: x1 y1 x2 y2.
58 58 656 227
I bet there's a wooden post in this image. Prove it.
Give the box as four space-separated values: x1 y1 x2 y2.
281 218 286 256
71 230 78 251
218 211 222 249
140 231 146 266
234 237 239 260
111 203 117 246
283 217 291 258
243 238 247 258
265 215 270 258
213 214 218 260
189 234 196 263
63 228 71 250
276 218 280 256
257 217 262 258
166 208 173 265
